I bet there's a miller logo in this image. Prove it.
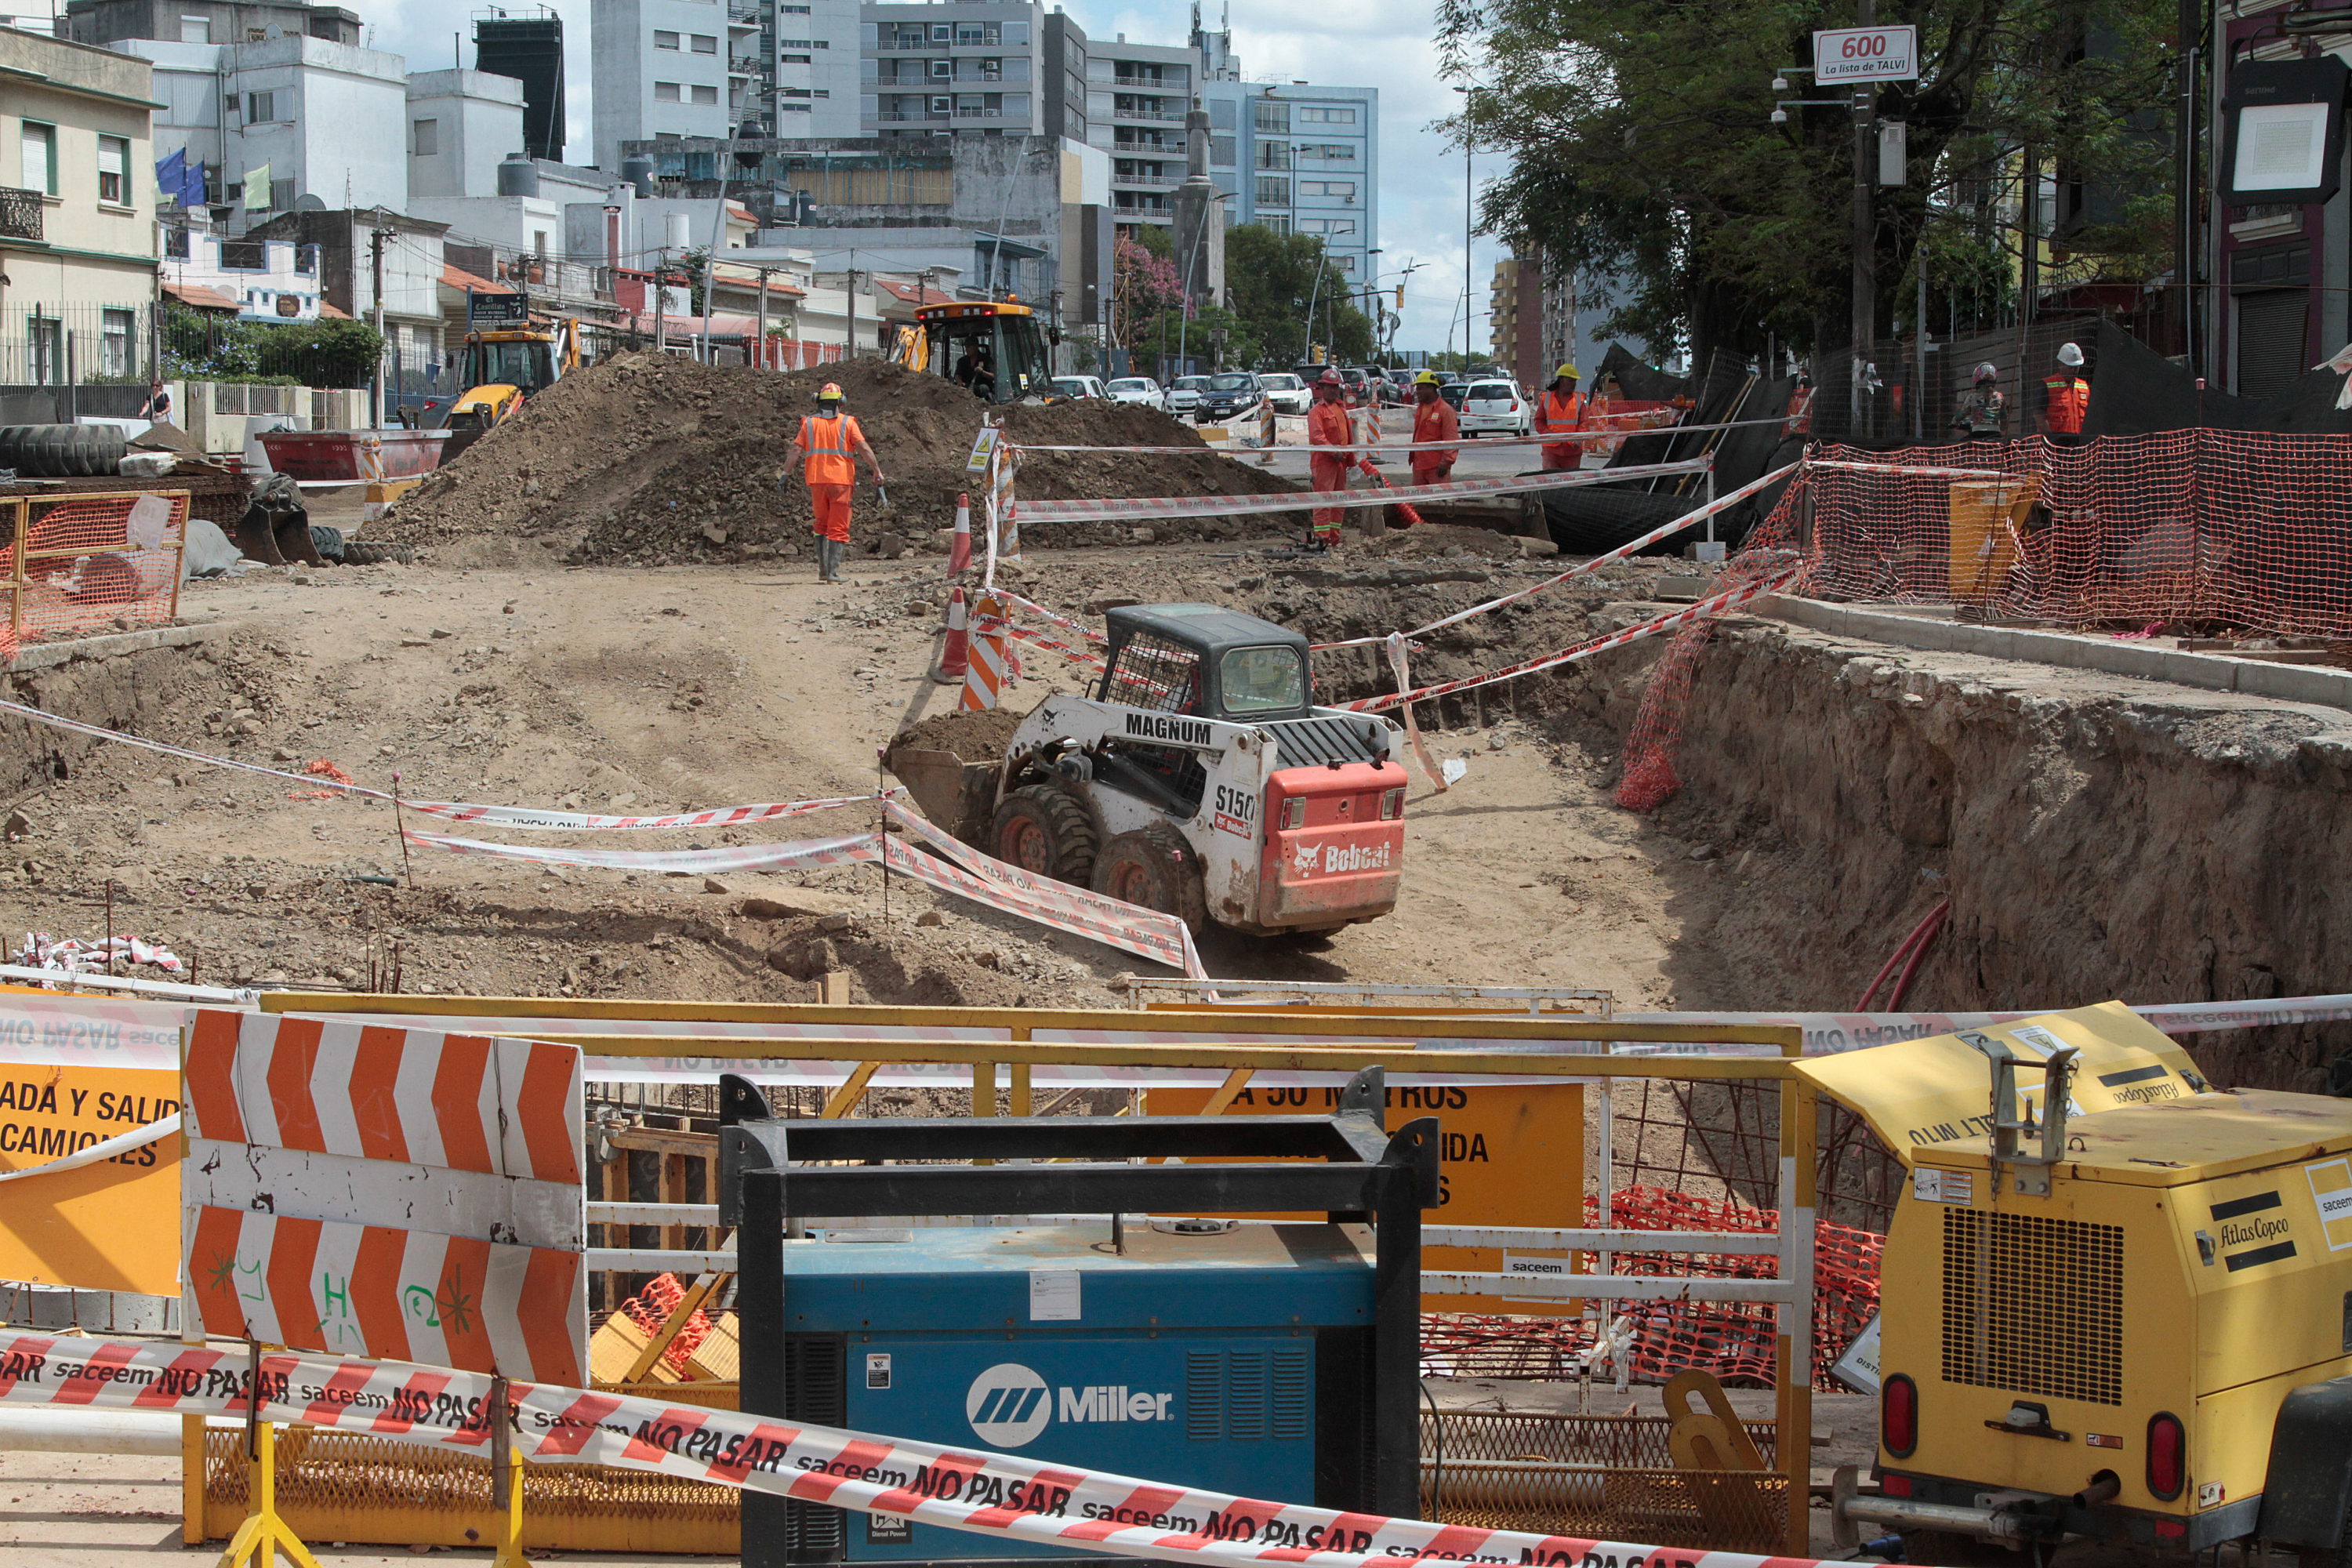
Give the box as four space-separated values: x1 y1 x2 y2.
965 1363 1052 1447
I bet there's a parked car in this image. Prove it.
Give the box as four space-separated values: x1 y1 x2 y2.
1336 367 1371 405
1438 380 1470 411
1194 370 1263 423
1104 376 1167 412
1359 367 1406 405
1167 376 1209 416
1458 379 1531 437
1257 372 1310 415
1050 375 1108 400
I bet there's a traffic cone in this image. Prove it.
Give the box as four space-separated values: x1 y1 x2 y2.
939 586 970 681
949 493 972 575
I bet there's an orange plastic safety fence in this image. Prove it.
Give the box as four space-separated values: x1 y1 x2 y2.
2 492 188 657
1615 549 1806 812
1774 435 2352 633
618 1271 716 1373
1419 1185 1882 1389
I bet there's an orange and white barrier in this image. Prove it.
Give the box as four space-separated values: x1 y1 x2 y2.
960 592 1011 710
182 1011 588 1386
0 1328 1854 1568
940 587 971 680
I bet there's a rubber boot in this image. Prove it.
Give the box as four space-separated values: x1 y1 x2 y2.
819 537 843 583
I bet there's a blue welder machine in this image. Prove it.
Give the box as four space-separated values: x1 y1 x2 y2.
717 1067 1439 1568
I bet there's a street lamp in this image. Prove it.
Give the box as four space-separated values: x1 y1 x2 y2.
1452 84 1472 364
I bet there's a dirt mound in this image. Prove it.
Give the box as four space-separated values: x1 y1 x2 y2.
891 704 1025 761
379 354 1304 563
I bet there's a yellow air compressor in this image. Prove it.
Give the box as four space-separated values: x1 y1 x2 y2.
1803 1003 2352 1556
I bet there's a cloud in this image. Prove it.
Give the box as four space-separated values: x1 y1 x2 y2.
354 0 1500 357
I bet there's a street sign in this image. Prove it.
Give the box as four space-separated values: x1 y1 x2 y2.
1813 24 1919 82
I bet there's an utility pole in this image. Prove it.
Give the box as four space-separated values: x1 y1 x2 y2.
368 216 390 430
755 267 769 368
1850 0 1876 436
2176 0 2201 379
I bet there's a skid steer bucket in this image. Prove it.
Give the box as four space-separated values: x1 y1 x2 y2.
883 746 996 843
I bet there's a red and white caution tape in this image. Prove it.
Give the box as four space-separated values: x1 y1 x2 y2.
884 800 1203 977
1806 459 2014 480
984 619 1107 670
1382 634 1451 793
402 829 883 876
0 1330 1839 1568
1400 462 1804 639
1341 568 1802 713
0 695 891 833
1003 414 1788 456
1013 459 1711 526
995 591 1110 646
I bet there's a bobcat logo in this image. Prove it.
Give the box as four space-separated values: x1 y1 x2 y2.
1292 839 1320 876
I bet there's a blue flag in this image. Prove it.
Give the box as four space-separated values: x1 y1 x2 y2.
154 147 185 205
181 157 207 206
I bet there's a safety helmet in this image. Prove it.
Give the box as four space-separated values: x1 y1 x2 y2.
2057 342 2085 368
1316 368 1343 387
1973 362 1998 384
1553 363 1579 381
817 382 844 401
1414 369 1441 386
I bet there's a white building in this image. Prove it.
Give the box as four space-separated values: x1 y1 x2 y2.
859 0 1048 137
122 34 408 222
591 0 750 174
1201 77 1378 281
405 69 526 201
160 227 328 320
750 0 857 136
1081 34 1191 230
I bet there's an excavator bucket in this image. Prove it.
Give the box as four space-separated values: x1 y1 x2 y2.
884 746 996 843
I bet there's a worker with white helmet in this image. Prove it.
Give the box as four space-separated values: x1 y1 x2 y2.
781 381 886 583
2042 342 2090 439
1952 361 2007 440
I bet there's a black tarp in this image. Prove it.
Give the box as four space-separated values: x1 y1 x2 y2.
2082 317 2352 436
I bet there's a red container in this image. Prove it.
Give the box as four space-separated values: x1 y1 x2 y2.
256 430 448 481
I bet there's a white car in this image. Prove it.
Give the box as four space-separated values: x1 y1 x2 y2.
1459 379 1532 437
1103 376 1167 412
1051 375 1109 400
1167 376 1208 416
1256 372 1310 416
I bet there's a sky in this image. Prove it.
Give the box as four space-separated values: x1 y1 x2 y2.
31 0 1505 357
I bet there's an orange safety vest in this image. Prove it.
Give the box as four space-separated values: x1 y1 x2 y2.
799 413 862 485
2042 376 2089 435
1537 389 1584 436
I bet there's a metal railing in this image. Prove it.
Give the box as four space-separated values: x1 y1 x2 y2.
1112 105 1183 123
0 186 41 242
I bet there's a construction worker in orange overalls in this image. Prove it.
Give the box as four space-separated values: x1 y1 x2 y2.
1536 363 1587 470
780 382 886 583
2042 341 2090 441
1305 368 1354 550
1409 370 1459 492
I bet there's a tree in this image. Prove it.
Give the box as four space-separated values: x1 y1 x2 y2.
1439 0 2177 365
1222 225 1375 368
162 305 387 387
1112 233 1185 364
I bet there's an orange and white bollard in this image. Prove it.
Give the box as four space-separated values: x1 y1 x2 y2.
939 586 970 681
959 593 1007 710
949 493 972 575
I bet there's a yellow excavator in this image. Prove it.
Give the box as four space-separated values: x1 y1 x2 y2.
447 314 579 437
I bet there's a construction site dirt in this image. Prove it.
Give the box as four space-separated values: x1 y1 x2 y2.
376 354 1307 564
8 518 2346 1090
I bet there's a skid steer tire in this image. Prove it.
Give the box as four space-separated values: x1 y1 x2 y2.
990 785 1098 887
1091 826 1208 934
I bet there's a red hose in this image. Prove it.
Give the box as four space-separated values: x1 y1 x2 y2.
1856 897 1951 1011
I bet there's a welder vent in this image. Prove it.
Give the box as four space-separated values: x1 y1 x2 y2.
1941 1209 2123 1405
1184 1346 1311 1440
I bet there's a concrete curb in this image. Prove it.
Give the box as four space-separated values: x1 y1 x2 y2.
4 621 229 674
1759 597 2352 713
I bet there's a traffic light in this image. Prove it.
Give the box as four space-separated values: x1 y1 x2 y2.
1309 343 1325 363
1395 285 1405 307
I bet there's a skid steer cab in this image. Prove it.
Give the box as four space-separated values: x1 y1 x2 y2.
985 604 1406 936
1805 1003 2352 1563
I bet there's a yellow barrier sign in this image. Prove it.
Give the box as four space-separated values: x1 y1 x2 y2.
0 1063 180 1295
1146 1081 1584 1315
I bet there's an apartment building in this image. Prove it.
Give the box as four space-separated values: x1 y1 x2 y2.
1201 78 1377 280
61 0 359 49
0 26 161 382
860 1 1048 137
1080 34 1191 230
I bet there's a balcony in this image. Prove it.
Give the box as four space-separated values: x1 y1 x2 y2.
1112 103 1182 124
1114 135 1181 154
1112 71 1184 88
0 187 40 242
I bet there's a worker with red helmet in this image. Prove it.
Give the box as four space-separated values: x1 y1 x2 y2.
781 381 886 583
1305 368 1355 550
1409 369 1460 489
1536 364 1587 470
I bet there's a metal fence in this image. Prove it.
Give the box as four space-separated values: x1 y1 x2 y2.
0 301 157 387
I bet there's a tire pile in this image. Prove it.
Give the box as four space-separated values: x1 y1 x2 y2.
0 423 125 477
